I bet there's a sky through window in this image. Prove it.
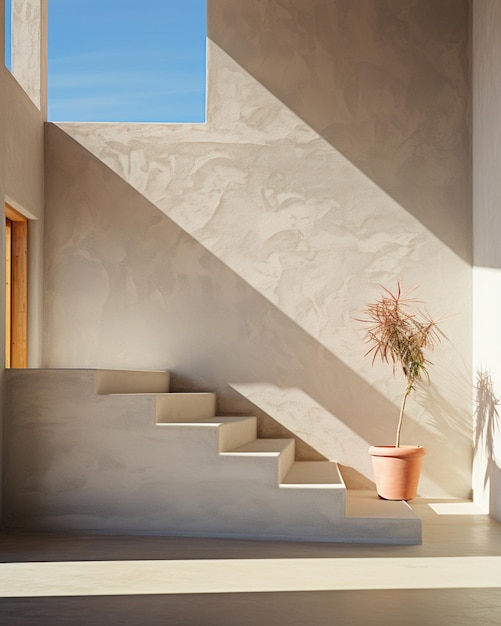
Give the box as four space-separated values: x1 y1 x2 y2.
48 0 206 122
4 0 12 69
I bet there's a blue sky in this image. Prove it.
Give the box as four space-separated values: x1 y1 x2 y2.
5 0 207 122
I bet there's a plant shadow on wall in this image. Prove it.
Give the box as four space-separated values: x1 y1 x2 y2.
474 370 501 498
45 126 470 495
208 0 472 263
414 374 473 492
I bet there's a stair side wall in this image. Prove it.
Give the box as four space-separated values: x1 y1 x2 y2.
3 370 340 538
4 369 421 543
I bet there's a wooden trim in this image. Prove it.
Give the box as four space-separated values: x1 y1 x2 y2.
5 204 28 368
5 204 27 222
5 219 12 368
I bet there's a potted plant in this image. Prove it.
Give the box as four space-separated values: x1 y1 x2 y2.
359 283 444 500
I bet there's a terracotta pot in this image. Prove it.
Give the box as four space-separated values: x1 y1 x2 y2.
369 445 426 501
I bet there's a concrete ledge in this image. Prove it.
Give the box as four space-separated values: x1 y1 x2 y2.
281 461 344 488
95 369 171 395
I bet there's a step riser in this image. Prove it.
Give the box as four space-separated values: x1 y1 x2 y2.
218 455 290 487
218 419 257 452
95 369 171 395
156 393 216 422
221 439 295 484
278 441 295 483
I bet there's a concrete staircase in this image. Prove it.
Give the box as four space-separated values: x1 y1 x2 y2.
3 368 422 544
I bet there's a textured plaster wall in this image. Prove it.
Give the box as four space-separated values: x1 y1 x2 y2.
210 0 472 264
44 0 472 497
472 0 501 521
1 2 45 370
0 0 46 522
11 0 48 118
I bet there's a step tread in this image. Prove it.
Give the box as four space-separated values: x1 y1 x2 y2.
106 391 216 398
108 392 215 397
281 461 344 488
222 438 294 456
161 392 216 396
345 489 420 520
156 416 256 427
105 392 167 397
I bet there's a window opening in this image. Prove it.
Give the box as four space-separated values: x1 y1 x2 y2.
48 0 207 122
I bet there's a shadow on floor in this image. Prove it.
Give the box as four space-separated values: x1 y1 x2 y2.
1 589 501 626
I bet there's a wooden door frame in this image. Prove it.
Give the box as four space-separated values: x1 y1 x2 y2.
5 204 28 368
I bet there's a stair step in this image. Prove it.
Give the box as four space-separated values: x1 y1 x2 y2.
224 438 293 455
159 416 254 425
221 438 295 482
156 393 216 422
157 416 258 451
214 417 257 451
345 489 420 520
281 461 344 488
342 490 422 544
95 369 170 395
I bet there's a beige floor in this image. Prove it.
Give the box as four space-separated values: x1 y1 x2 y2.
0 499 501 625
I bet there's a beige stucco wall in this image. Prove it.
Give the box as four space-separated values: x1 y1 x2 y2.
472 0 501 521
1 7 45 371
44 0 472 497
210 0 472 264
11 0 48 119
0 0 46 522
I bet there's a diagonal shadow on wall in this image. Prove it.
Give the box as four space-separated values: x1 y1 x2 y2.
43 125 471 494
208 0 472 263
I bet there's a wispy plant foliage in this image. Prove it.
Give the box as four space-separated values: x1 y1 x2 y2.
359 283 444 447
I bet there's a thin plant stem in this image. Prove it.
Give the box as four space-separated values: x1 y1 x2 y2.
396 379 413 447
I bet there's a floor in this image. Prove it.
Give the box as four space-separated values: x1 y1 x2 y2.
0 499 501 625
